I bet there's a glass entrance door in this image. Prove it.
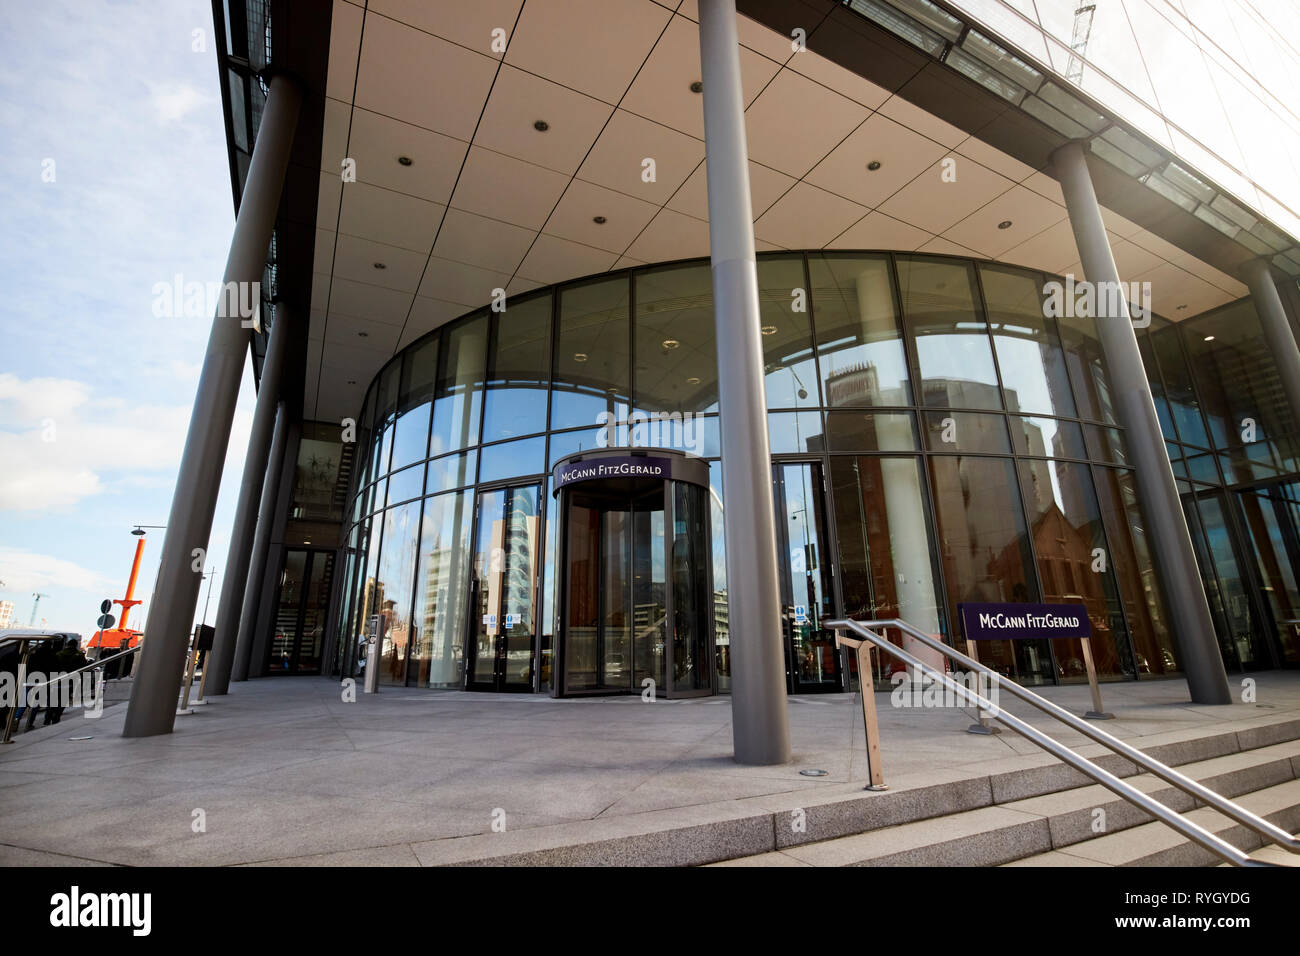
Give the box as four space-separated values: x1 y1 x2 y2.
773 462 839 693
268 549 333 675
558 473 713 698
467 484 541 691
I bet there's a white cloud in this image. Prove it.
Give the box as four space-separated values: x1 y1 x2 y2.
0 372 194 512
150 81 209 123
0 546 115 594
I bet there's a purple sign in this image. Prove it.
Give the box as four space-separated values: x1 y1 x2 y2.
959 602 1091 641
554 455 673 489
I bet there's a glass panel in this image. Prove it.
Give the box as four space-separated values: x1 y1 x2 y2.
1010 416 1088 460
1017 459 1132 679
776 463 837 691
671 482 712 693
290 424 345 522
1092 466 1178 675
824 410 917 451
759 255 820 409
633 502 666 693
927 456 1050 684
268 550 306 674
355 518 382 684
501 486 540 689
921 411 1011 454
1151 324 1210 447
552 278 630 431
563 497 601 692
426 450 477 494
898 256 1001 410
635 264 718 416
1084 425 1128 465
549 427 603 466
478 436 546 483
809 254 911 407
295 551 332 674
830 455 944 689
390 337 436 470
709 461 729 693
1194 493 1264 669
1137 330 1178 442
1238 483 1300 665
483 293 552 442
430 317 487 456
470 490 506 686
411 489 474 687
385 462 425 506
376 501 420 686
982 264 1077 418
601 507 633 692
542 478 556 692
1057 308 1116 424
767 411 825 454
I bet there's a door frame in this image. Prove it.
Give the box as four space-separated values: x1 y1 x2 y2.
464 480 542 693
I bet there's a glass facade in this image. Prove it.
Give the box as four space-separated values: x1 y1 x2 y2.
330 251 1206 692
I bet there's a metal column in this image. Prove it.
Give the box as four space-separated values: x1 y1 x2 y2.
1241 258 1300 426
205 306 296 696
698 0 791 764
1054 141 1231 705
232 402 290 682
123 74 302 737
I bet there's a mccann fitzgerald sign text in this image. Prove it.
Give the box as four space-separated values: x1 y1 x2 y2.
958 602 1091 641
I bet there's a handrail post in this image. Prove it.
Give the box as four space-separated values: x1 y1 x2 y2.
1079 636 1114 720
962 639 999 736
1 639 31 744
834 629 886 791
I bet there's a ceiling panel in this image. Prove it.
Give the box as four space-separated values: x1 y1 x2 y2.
754 181 867 249
331 233 427 293
625 207 712 262
878 156 1013 235
517 233 620 285
450 146 571 230
353 14 498 140
543 179 661 253
324 276 414 325
473 65 614 175
337 180 445 252
667 158 794 221
941 184 1066 259
506 0 672 104
577 109 704 206
368 0 524 55
431 208 537 275
744 68 870 179
343 106 468 203
805 111 947 208
417 255 513 308
827 210 931 251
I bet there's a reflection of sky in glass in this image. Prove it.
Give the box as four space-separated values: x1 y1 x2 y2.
993 335 1055 414
914 333 998 389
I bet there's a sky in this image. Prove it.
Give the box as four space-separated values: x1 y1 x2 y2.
0 0 254 635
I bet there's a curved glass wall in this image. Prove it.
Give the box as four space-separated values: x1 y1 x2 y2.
333 251 1182 691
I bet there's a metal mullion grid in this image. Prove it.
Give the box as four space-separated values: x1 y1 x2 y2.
972 259 1061 683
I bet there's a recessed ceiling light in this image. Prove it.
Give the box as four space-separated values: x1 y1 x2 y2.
761 325 777 335
997 220 1013 230
690 81 703 93
397 156 413 166
867 161 882 171
373 262 387 270
686 376 700 385
573 352 588 363
661 338 680 350
533 120 549 132
347 379 357 385
593 216 607 224
1177 304 1188 311
1204 334 1215 341
357 332 368 338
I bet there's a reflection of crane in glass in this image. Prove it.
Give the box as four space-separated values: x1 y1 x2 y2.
1066 4 1096 85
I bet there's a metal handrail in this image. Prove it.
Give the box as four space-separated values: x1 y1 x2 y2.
851 617 1300 857
23 645 142 690
828 618 1277 867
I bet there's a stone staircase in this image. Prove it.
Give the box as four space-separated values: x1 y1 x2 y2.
412 714 1300 866
715 721 1300 867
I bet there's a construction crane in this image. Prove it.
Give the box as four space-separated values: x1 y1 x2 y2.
1066 4 1097 85
29 592 48 626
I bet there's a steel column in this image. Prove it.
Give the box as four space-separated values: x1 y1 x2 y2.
698 0 791 764
1053 141 1230 705
123 74 302 736
1241 258 1300 427
232 402 290 682
205 306 296 695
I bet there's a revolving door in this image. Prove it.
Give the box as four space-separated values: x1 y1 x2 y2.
553 450 714 698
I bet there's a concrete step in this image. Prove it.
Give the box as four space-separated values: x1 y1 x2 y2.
408 712 1300 866
711 740 1300 868
1010 778 1300 867
1000 739 1300 850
